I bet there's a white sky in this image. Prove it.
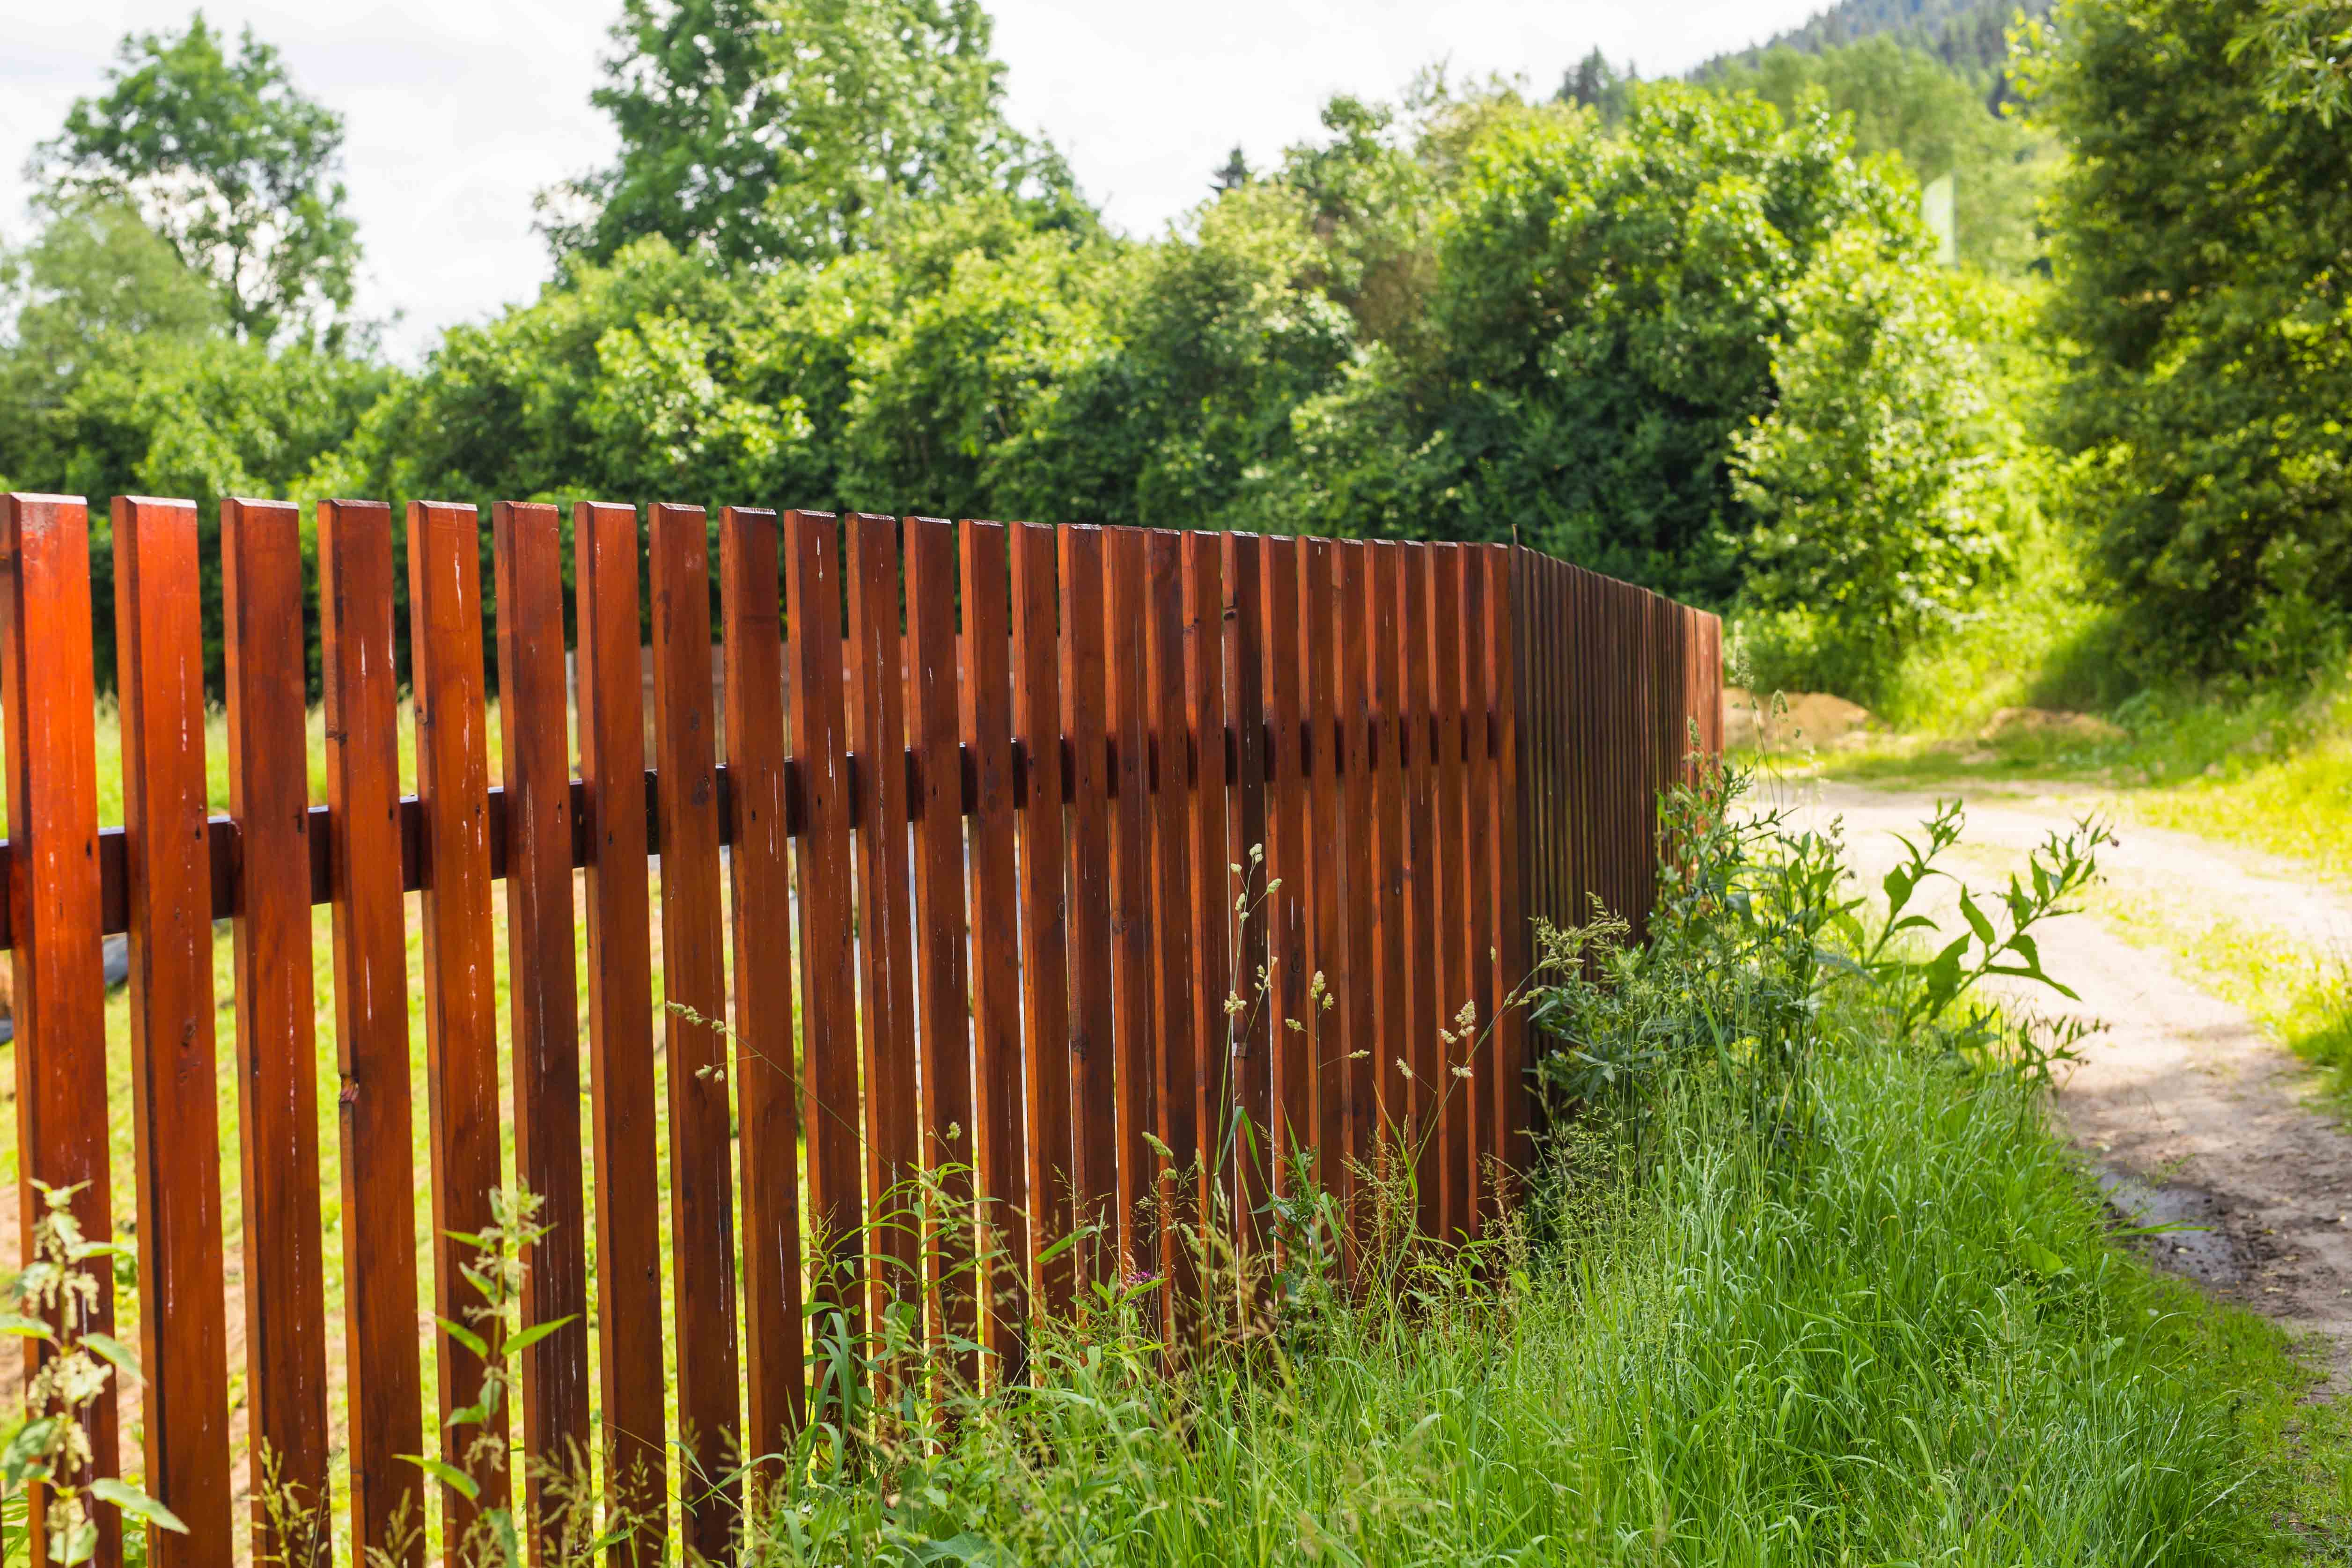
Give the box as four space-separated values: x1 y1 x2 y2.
0 0 1827 362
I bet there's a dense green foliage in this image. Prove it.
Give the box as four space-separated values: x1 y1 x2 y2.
720 778 2334 1563
2028 0 2352 678
1705 36 2050 273
540 0 1084 268
30 15 360 344
4 0 2344 711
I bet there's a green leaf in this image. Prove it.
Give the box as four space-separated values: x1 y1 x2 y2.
434 1317 489 1360
89 1480 188 1534
1958 889 1995 945
503 1316 576 1357
81 1334 144 1385
54 1517 97 1566
0 1314 54 1341
401 1455 481 1502
2016 1238 2072 1277
2 1419 57 1486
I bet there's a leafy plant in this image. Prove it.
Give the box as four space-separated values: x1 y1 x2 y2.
1 1184 186 1566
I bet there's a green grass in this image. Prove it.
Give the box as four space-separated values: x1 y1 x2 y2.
750 1039 2350 1564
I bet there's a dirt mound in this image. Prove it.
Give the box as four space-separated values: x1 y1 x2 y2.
1723 688 1877 751
1978 706 2125 745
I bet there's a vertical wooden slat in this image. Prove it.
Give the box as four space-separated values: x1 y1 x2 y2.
1180 533 1228 1310
318 499 423 1564
1058 526 1118 1289
1301 538 1348 1202
1219 533 1266 1262
786 510 867 1389
1143 530 1197 1336
958 519 1028 1375
1456 550 1495 1232
219 496 331 1562
1488 546 1529 1192
1260 536 1308 1186
1260 534 1317 1194
1104 528 1157 1289
1426 543 1469 1242
648 501 741 1552
573 499 666 1562
1364 542 1408 1181
407 500 508 1530
1335 542 1378 1213
903 516 977 1387
1010 522 1074 1317
490 502 588 1539
845 514 920 1337
115 497 228 1568
720 506 806 1458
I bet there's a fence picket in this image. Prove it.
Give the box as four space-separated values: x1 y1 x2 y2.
1144 530 1197 1338
318 498 423 1563
220 496 331 1563
959 520 1028 1375
573 499 667 1563
1261 535 1308 1185
1427 544 1470 1242
1105 528 1158 1290
786 510 867 1393
489 500 589 1535
1058 526 1118 1288
649 501 742 1550
1011 522 1075 1316
845 513 921 1343
115 496 231 1568
720 505 806 1457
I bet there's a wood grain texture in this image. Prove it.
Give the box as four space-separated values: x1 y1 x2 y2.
1178 531 1227 1319
406 499 508 1531
1010 521 1074 1317
958 519 1028 1377
6 495 118 1567
489 501 588 1539
1456 549 1494 1233
1490 547 1526 1188
786 510 867 1390
845 514 920 1342
1394 544 1441 1240
1426 544 1470 1242
1057 525 1117 1290
1259 535 1308 1191
1333 542 1377 1215
1220 534 1267 1261
317 499 422 1564
902 516 976 1389
1301 538 1348 1202
1364 543 1408 1165
719 506 806 1457
648 501 741 1552
114 497 231 1568
220 497 331 1562
1143 530 1196 1339
573 500 666 1564
1103 527 1156 1288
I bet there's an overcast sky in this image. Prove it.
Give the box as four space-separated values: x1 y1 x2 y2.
0 0 1828 361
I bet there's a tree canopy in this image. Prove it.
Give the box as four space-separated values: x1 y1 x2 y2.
541 0 1088 267
30 13 360 343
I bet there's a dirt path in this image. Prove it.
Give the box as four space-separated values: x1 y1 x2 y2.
1768 777 2352 1387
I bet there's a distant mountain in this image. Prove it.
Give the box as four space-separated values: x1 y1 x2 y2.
1696 0 2055 81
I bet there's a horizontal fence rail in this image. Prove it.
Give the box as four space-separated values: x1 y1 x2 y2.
0 493 1721 1567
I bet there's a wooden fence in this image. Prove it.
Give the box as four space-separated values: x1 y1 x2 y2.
0 494 1720 1567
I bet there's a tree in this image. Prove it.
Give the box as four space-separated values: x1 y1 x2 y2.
544 0 1088 267
30 13 360 343
1211 146 1252 193
1557 49 1634 123
2025 0 2352 671
1705 37 2051 274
